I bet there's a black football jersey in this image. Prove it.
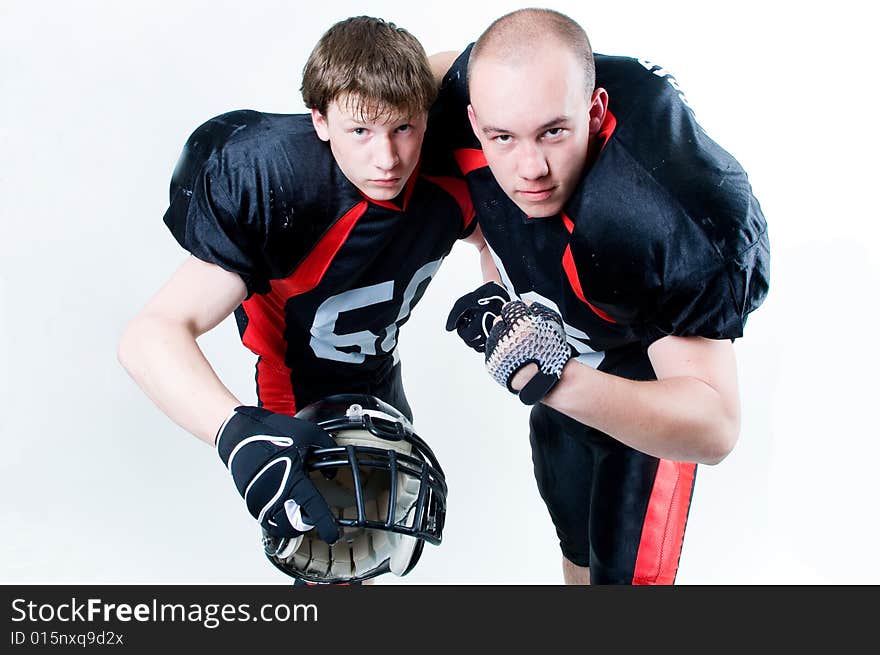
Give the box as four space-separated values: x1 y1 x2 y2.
428 45 769 375
164 110 474 413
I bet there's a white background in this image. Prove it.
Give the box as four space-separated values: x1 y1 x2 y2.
1 0 877 584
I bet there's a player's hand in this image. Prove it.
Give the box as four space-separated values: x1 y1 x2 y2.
485 301 573 405
216 406 340 544
509 363 539 391
490 302 536 390
445 281 510 352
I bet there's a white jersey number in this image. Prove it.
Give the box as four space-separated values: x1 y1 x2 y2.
309 259 443 363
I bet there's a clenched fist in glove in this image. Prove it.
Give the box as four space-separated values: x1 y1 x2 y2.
445 281 510 353
216 406 340 544
485 301 573 405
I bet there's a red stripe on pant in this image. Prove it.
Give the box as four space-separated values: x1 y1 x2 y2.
632 460 696 585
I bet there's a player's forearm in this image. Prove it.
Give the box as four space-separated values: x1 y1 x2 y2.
542 360 739 464
464 225 502 285
117 313 241 445
479 241 502 284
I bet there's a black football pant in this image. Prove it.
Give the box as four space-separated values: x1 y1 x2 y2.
529 404 697 585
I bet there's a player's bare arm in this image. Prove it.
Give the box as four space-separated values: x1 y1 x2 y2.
537 335 740 465
428 50 461 86
462 224 501 284
117 255 246 444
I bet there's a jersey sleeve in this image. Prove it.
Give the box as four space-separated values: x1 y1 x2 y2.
422 44 479 240
567 149 770 345
570 56 770 346
640 233 770 346
163 113 273 297
637 141 771 346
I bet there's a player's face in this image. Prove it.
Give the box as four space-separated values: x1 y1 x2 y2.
468 47 605 217
312 97 427 201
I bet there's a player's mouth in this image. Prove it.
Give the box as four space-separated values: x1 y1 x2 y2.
370 177 401 187
516 186 556 202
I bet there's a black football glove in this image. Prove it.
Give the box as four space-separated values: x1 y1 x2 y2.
445 281 511 352
485 301 573 405
216 406 340 544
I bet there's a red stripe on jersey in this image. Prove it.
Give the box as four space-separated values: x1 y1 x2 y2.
632 460 696 585
558 111 618 323
583 109 618 172
454 148 489 175
423 175 476 231
265 200 369 298
240 200 370 411
562 245 617 323
560 212 617 323
255 357 297 415
597 108 618 146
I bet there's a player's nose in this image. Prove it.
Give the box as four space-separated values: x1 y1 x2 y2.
374 136 400 171
516 143 549 180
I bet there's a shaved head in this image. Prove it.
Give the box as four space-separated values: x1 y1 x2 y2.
464 9 607 218
468 8 595 96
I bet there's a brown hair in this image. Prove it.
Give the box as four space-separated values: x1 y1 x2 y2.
469 8 595 96
301 16 436 122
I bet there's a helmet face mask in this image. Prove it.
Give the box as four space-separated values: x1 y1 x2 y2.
262 395 447 584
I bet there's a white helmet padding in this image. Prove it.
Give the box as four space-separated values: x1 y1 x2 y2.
262 395 446 584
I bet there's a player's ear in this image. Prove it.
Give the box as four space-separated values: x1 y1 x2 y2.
311 108 330 142
588 88 609 135
467 104 479 139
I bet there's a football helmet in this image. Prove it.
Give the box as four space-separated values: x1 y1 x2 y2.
261 394 447 584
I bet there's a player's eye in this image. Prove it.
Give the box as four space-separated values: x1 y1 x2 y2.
544 127 565 138
396 124 412 134
493 134 512 144
352 127 367 136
